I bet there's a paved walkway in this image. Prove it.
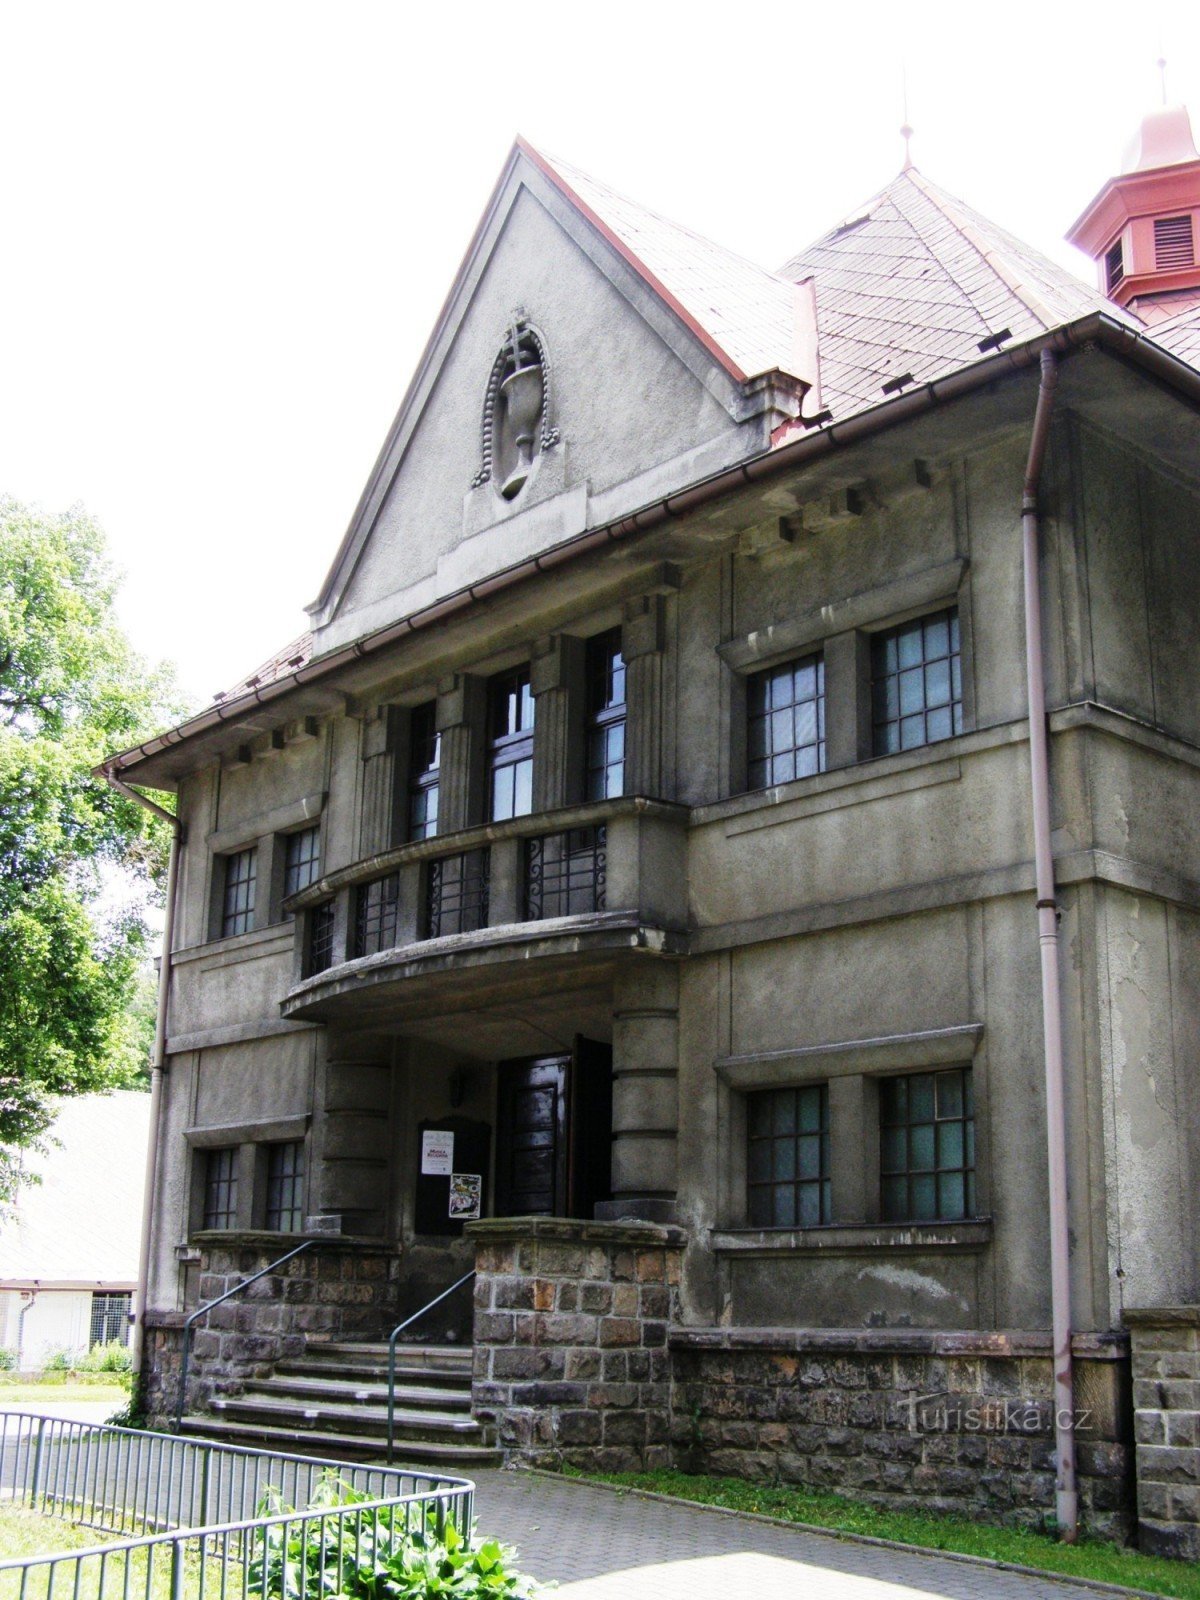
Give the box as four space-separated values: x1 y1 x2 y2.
471 1470 1106 1600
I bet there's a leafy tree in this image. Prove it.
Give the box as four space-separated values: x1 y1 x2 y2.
0 497 181 1201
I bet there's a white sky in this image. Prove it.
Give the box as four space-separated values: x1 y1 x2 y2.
2 0 1199 710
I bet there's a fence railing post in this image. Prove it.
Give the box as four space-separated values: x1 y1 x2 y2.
29 1416 46 1507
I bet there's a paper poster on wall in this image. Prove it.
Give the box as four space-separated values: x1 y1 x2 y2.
421 1130 454 1176
448 1172 482 1220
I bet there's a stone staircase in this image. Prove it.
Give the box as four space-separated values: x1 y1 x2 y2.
180 1339 501 1469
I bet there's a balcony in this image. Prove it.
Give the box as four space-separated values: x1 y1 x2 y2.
280 798 687 1025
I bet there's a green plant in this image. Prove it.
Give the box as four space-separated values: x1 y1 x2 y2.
106 1368 148 1429
0 1347 16 1371
249 1478 545 1599
78 1339 133 1374
39 1347 75 1374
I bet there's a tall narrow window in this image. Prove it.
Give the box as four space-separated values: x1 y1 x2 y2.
221 849 256 938
355 873 400 958
265 1141 305 1232
871 608 962 756
203 1147 238 1229
408 701 441 841
880 1067 975 1222
488 666 535 821
747 654 825 789
747 1085 830 1228
284 827 320 898
585 630 626 801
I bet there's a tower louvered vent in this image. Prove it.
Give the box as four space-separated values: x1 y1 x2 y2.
1154 215 1195 270
1105 239 1125 291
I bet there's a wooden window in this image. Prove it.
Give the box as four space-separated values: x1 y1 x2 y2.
880 1068 975 1222
408 701 441 841
265 1141 305 1232
203 1147 238 1229
747 653 825 789
585 630 626 801
355 873 400 958
871 608 962 755
221 849 256 937
747 1085 830 1228
283 827 320 897
488 666 535 821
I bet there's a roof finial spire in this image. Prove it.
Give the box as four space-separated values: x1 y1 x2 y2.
1157 53 1168 106
900 65 914 172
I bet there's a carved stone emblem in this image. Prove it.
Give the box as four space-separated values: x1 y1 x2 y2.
472 314 559 499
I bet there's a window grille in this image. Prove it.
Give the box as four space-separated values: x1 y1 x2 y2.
265 1140 305 1232
871 608 962 755
585 630 626 801
355 873 400 958
283 827 321 897
1154 215 1195 271
221 849 256 938
747 1085 830 1228
408 701 441 841
880 1067 975 1222
203 1147 238 1230
89 1292 131 1348
747 653 825 789
307 900 336 975
1105 238 1125 292
488 666 535 821
426 849 490 938
525 827 606 919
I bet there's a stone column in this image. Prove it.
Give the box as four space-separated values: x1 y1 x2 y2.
598 964 679 1223
530 634 585 812
359 705 409 856
1126 1306 1200 1558
622 596 666 798
311 1032 392 1237
823 629 873 769
435 674 486 834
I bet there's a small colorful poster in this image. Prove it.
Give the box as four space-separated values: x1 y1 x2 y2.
421 1130 454 1176
449 1172 482 1220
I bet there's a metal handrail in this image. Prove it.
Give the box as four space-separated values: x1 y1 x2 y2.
175 1239 314 1431
386 1270 476 1463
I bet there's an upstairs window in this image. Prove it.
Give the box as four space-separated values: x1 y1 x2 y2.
355 872 400 958
747 1084 830 1228
747 654 825 790
221 849 257 938
880 1068 975 1222
871 609 962 756
265 1140 305 1232
307 900 336 976
1105 238 1125 292
585 630 626 801
1154 215 1195 271
203 1147 238 1230
408 701 441 841
284 827 321 898
488 666 535 821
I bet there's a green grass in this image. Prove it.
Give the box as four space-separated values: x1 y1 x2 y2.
0 1380 128 1408
561 1468 1200 1599
0 1504 232 1599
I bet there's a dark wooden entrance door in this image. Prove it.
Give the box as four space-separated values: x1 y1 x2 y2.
495 1039 613 1218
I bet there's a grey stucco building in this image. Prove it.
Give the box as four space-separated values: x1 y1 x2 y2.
105 110 1200 1549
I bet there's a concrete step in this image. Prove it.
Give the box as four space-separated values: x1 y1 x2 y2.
308 1341 472 1368
211 1393 484 1441
180 1414 501 1469
278 1356 472 1388
254 1374 472 1410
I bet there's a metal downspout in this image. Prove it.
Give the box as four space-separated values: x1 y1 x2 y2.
1021 349 1077 1541
104 771 181 1376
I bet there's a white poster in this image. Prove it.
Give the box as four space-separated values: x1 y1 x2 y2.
421 1130 454 1176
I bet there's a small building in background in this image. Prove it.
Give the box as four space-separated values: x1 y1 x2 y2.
0 1092 151 1369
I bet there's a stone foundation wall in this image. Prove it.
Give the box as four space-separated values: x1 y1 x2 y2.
144 1237 402 1425
1126 1306 1200 1559
671 1328 1133 1541
468 1217 684 1469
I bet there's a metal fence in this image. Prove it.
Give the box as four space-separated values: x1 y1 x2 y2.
0 1412 475 1600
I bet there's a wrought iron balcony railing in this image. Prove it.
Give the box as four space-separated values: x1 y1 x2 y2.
525 825 606 920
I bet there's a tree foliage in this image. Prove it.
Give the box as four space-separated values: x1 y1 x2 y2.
0 497 181 1199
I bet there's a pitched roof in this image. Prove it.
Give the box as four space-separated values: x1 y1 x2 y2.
525 143 814 386
213 632 314 703
1150 300 1200 369
779 166 1142 420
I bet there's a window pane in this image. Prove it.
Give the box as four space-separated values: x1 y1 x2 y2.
798 1135 822 1180
872 608 962 758
924 615 950 659
798 1184 823 1228
745 653 825 792
881 1175 907 1220
937 1072 963 1118
910 1174 937 1219
938 1172 966 1219
749 1187 772 1227
748 1140 771 1184
937 1120 965 1168
748 1095 772 1138
773 1092 797 1136
773 1141 797 1182
881 1126 907 1174
909 1075 935 1122
798 1088 822 1134
910 1124 936 1171
925 658 951 708
772 1187 797 1228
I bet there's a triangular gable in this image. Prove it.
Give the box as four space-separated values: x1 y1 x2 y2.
308 139 817 633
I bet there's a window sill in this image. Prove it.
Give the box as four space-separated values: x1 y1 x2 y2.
174 923 293 965
711 1219 992 1255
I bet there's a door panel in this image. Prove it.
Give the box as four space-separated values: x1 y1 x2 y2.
496 1058 568 1216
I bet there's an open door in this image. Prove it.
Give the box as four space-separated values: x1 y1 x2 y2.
495 1038 612 1218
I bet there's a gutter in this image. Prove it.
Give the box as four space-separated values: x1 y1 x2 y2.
100 311 1200 782
103 771 182 1376
1020 349 1077 1541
